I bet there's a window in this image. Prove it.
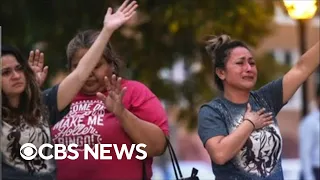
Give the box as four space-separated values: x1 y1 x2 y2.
284 51 291 66
270 49 301 110
271 49 298 66
316 67 320 86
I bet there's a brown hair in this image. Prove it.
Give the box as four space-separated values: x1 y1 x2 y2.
1 45 48 126
66 29 124 76
205 35 250 91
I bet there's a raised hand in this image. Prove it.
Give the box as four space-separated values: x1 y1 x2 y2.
243 103 273 130
28 49 48 87
97 74 127 116
103 0 138 31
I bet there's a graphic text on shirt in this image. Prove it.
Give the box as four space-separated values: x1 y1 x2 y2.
52 100 107 150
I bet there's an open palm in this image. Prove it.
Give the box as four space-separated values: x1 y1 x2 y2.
28 49 48 87
104 0 138 31
97 75 127 116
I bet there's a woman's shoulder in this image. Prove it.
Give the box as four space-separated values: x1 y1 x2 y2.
200 97 224 112
122 79 148 88
42 84 60 99
121 79 154 94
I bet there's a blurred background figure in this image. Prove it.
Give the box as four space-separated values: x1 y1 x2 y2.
299 85 320 180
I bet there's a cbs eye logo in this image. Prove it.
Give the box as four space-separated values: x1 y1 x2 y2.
20 143 38 160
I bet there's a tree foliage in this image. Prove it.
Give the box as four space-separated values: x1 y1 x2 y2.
1 0 289 130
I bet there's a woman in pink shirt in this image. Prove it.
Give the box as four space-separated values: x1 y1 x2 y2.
43 0 169 179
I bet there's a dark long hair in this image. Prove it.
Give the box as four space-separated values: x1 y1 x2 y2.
1 45 48 126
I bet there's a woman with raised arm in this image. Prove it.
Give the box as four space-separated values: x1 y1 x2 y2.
197 35 319 180
41 0 169 179
1 46 55 180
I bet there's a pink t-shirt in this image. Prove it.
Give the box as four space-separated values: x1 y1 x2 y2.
50 79 169 180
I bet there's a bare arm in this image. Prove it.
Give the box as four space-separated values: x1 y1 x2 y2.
205 121 254 165
117 109 167 157
283 41 319 104
204 104 273 165
57 0 138 111
57 27 113 111
96 75 167 157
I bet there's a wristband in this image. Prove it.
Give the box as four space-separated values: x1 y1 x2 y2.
244 119 256 130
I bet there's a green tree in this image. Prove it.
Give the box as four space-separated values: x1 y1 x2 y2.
1 0 288 130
